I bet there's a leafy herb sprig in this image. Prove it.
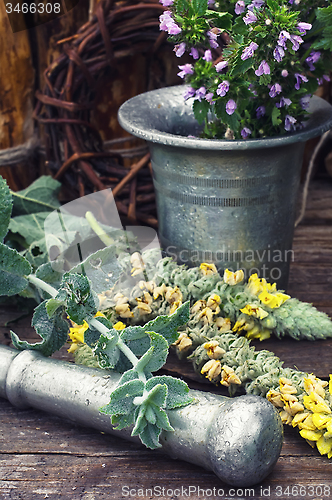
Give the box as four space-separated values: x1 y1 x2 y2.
0 175 193 449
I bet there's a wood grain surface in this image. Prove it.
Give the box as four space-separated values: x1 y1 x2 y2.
1 176 332 500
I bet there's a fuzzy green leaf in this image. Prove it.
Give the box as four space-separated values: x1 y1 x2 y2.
69 246 122 294
272 106 282 127
94 329 121 369
146 375 193 409
138 421 162 449
35 261 64 288
56 273 98 324
193 99 210 126
192 0 207 16
11 176 61 216
100 379 144 416
85 315 113 347
135 332 169 374
0 243 32 296
11 300 69 356
0 176 12 241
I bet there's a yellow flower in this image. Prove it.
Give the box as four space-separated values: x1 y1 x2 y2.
206 294 221 311
292 412 310 427
220 365 241 387
200 262 218 276
298 414 316 431
312 413 332 430
173 332 192 352
329 374 332 396
215 316 231 333
303 392 332 414
68 311 105 353
170 300 182 314
240 304 269 319
223 269 244 285
203 340 226 360
246 325 271 341
258 286 290 309
247 273 264 295
317 435 332 456
113 321 126 331
299 428 324 441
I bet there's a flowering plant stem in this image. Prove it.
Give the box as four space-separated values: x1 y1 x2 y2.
159 0 332 139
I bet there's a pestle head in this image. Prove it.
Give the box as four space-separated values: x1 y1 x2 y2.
207 394 283 486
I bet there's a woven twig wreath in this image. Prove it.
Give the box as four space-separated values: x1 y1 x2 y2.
34 0 169 227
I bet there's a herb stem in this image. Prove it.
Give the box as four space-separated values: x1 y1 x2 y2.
85 211 115 247
27 275 58 298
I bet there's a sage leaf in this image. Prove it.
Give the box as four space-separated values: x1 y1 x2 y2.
11 300 69 357
134 331 169 374
11 176 61 216
100 379 144 416
94 329 121 369
138 422 162 449
0 176 12 241
146 375 193 409
0 243 32 296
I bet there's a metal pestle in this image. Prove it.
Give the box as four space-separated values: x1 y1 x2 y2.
0 345 283 486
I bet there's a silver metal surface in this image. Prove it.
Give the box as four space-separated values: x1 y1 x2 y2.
118 86 332 289
1 345 283 486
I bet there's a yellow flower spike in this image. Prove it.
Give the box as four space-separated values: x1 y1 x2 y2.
113 321 126 331
312 413 332 430
223 269 244 286
317 435 332 456
240 304 269 319
299 429 324 441
200 262 218 276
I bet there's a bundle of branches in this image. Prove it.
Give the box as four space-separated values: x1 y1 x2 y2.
33 0 169 227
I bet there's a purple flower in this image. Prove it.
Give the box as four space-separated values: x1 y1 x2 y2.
159 11 181 35
278 31 290 48
289 34 303 51
306 51 321 71
241 41 258 61
269 83 282 98
226 99 237 115
174 42 186 57
195 87 206 102
189 47 199 60
256 106 265 118
285 115 297 132
177 63 194 79
203 50 213 62
294 73 308 90
207 0 215 5
300 95 311 110
273 46 285 62
241 127 252 139
255 60 270 76
243 11 257 24
215 61 228 72
251 0 264 7
317 75 330 85
208 30 220 49
159 0 173 5
235 0 245 14
216 80 230 97
205 92 214 104
276 97 292 108
297 22 312 35
183 87 195 100
281 69 288 77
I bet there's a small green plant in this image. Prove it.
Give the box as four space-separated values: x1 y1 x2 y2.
0 175 193 449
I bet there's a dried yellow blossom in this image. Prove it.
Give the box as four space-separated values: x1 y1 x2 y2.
215 317 231 332
165 286 183 304
136 302 152 315
197 307 214 325
114 294 130 306
153 283 168 300
246 326 271 341
280 410 293 425
203 340 226 360
266 389 284 408
298 414 316 430
130 252 145 276
138 280 155 293
279 379 297 395
200 262 218 276
170 301 182 314
206 294 221 312
223 269 244 285
191 300 206 314
201 359 221 382
173 332 192 352
115 303 134 318
220 365 241 387
240 304 269 320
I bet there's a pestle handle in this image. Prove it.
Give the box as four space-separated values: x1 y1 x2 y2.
1 345 283 486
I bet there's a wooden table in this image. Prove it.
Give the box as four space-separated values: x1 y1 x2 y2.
1 176 332 499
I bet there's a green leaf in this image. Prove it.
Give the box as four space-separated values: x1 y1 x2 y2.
46 298 66 318
111 412 135 430
85 315 113 347
175 0 189 15
121 301 190 352
94 329 121 369
100 379 144 416
192 0 207 16
205 10 232 30
0 176 12 241
11 300 69 357
193 99 210 126
56 273 98 324
138 422 162 449
135 332 169 374
229 55 254 78
36 261 64 287
272 106 282 127
11 176 61 216
0 243 32 296
146 376 193 409
69 246 123 294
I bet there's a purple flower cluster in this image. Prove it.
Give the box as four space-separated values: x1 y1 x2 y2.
159 11 181 35
177 64 194 79
216 80 230 97
273 23 311 63
226 100 237 115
